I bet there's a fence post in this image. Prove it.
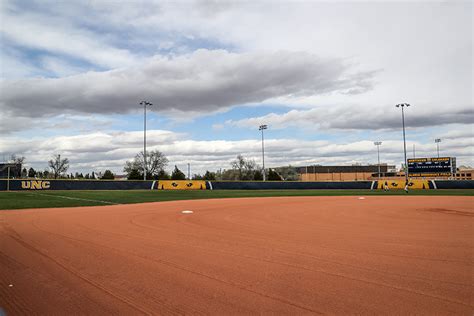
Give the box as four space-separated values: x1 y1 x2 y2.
7 166 10 191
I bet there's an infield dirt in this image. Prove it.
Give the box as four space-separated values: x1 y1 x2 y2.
1 196 472 314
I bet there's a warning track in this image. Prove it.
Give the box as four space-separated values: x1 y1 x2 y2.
1 196 473 314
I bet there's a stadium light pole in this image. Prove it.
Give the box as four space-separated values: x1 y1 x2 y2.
259 124 268 181
435 138 441 158
374 141 382 179
140 101 153 181
395 103 410 181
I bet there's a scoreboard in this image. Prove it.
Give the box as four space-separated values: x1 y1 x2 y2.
0 163 22 178
407 157 456 177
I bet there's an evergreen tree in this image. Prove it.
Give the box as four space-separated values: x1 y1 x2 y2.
171 166 186 180
28 167 37 178
267 169 282 181
101 170 115 180
156 169 170 180
203 171 216 181
127 169 142 180
253 169 263 181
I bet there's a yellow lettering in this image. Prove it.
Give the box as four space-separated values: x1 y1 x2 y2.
42 181 50 189
21 181 31 189
31 181 42 190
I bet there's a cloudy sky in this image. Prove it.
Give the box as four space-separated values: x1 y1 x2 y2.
1 0 472 175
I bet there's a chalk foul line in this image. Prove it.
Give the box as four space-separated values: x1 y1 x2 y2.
31 192 120 205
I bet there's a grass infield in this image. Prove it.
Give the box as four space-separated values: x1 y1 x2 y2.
0 189 473 210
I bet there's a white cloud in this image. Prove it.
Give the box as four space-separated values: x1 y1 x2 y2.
1 129 472 175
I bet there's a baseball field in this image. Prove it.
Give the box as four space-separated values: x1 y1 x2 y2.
1 190 473 314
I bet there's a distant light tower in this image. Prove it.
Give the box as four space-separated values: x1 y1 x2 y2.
259 124 268 181
374 141 382 179
435 138 441 158
395 103 411 181
140 101 153 181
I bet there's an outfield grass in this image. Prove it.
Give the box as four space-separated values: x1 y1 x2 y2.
0 189 473 210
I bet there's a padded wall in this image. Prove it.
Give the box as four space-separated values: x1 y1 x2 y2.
209 181 373 190
0 179 154 191
157 180 207 190
377 179 431 190
434 180 474 189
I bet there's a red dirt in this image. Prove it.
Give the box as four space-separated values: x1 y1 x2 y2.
1 196 473 315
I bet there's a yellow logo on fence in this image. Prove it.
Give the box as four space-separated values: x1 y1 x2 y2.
21 180 51 190
378 179 430 190
157 180 206 190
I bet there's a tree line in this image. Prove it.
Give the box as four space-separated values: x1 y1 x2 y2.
6 151 298 181
123 151 287 181
6 154 110 179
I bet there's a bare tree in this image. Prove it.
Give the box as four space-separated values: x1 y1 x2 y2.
48 154 69 179
230 154 260 180
123 150 168 179
274 165 299 181
142 150 168 176
10 154 25 165
231 154 246 180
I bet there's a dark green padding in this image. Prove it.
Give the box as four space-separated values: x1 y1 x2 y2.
0 179 153 191
434 180 474 189
210 181 372 190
